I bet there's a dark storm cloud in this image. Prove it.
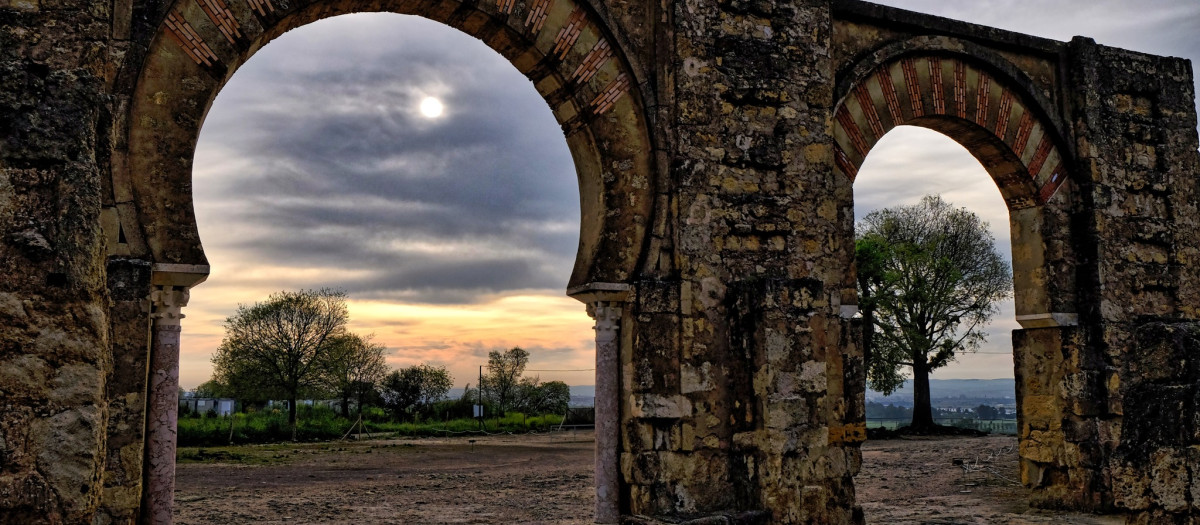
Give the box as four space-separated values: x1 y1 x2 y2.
194 14 580 303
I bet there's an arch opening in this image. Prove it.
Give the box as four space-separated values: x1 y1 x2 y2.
849 125 1028 521
185 12 599 398
161 14 603 522
837 48 1085 523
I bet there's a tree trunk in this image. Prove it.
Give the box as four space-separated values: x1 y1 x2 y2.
340 390 350 418
288 392 299 441
911 359 934 429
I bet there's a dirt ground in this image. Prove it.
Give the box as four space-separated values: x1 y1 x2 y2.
854 435 1122 525
174 432 1125 524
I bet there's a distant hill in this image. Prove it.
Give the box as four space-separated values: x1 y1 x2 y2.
447 381 1015 409
867 378 1016 407
445 385 597 408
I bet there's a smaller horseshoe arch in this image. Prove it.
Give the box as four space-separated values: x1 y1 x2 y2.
834 49 1074 327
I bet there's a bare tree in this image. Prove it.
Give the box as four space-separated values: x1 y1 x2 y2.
212 289 348 439
855 195 1011 430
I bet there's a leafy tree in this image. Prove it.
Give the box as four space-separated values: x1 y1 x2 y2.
212 289 349 439
855 195 1011 430
481 347 529 414
324 333 388 418
855 234 893 391
218 358 287 406
193 379 230 399
531 380 571 415
380 364 453 421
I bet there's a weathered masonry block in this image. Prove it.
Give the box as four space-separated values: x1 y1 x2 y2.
1 0 1198 523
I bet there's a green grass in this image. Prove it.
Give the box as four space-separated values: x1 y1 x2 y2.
178 407 566 446
391 412 564 437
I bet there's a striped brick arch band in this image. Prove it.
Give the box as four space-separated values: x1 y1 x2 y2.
833 55 1068 207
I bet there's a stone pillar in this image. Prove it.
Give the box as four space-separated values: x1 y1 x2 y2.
589 300 623 524
142 285 190 525
570 283 631 524
99 258 155 523
1064 37 1200 519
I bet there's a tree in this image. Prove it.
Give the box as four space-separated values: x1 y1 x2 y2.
855 195 1011 430
481 347 529 414
193 379 230 399
380 364 453 421
212 289 349 439
324 332 387 418
531 380 571 415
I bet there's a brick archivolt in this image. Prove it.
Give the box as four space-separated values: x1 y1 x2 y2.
833 55 1067 208
157 0 633 121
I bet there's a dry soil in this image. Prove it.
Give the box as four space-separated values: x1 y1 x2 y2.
174 432 1125 524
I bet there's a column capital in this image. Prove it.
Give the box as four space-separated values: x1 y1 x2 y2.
146 264 206 328
587 301 623 343
149 285 190 327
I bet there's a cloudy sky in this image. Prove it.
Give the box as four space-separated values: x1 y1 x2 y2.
180 1 1200 390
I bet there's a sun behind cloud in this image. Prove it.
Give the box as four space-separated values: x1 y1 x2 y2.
419 96 444 118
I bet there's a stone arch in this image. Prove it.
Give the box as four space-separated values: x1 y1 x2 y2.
833 40 1074 327
113 3 655 521
119 0 656 290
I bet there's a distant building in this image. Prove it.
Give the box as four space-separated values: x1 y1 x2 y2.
179 397 234 416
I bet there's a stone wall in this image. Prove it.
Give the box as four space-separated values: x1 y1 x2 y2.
0 0 116 522
1067 37 1200 522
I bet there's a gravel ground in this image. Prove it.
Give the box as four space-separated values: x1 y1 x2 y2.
173 432 1126 524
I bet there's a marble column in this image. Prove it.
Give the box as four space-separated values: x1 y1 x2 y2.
589 300 622 524
143 285 189 525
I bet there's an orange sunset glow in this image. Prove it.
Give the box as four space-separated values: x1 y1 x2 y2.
179 282 598 390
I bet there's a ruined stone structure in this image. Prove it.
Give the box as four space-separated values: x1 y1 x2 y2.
1 0 1198 522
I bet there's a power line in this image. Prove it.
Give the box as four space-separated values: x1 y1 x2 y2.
526 368 595 372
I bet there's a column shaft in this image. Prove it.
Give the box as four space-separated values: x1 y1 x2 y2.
144 323 180 524
142 285 188 525
592 302 621 524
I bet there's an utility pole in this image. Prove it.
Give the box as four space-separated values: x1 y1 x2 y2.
478 365 483 431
